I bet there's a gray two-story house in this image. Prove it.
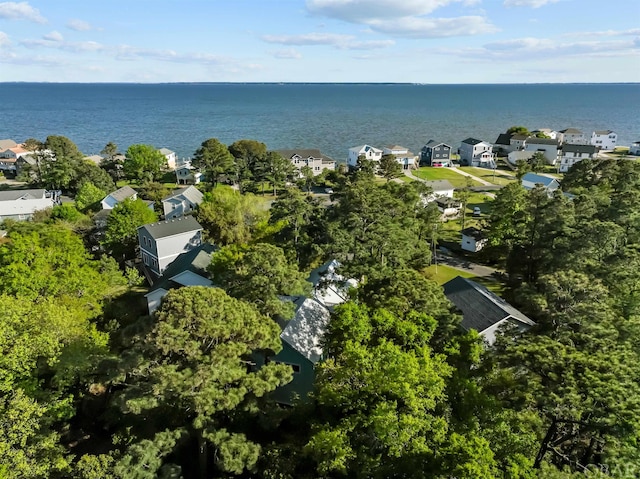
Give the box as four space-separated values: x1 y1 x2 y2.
137 216 203 278
162 185 204 220
420 140 452 166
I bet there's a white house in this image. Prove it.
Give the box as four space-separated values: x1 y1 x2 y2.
508 150 534 166
630 141 640 156
158 148 177 170
382 145 418 170
523 138 560 165
459 138 495 168
559 144 598 173
348 144 382 168
175 160 202 185
521 172 560 194
138 216 203 278
101 186 138 210
162 185 204 220
276 149 336 177
422 180 455 201
494 133 527 154
590 130 617 150
0 189 57 222
557 128 585 145
461 227 487 253
444 276 535 346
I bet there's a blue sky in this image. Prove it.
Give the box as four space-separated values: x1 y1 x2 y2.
0 0 638 83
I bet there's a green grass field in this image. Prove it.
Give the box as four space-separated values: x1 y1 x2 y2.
423 264 504 295
458 166 516 186
413 167 481 187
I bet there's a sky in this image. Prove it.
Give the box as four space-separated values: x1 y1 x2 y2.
0 0 638 83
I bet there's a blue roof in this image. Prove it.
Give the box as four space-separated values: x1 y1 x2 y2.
521 172 558 189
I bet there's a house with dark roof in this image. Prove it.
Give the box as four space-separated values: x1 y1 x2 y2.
101 186 138 210
494 133 527 154
137 216 203 278
277 149 336 177
443 276 535 345
162 185 204 220
461 227 487 252
144 243 216 314
421 140 452 167
559 144 598 173
521 172 561 194
459 138 495 168
557 128 585 145
523 137 560 165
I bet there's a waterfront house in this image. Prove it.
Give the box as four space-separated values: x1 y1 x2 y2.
158 148 177 170
137 216 203 278
559 144 598 173
162 185 203 220
382 145 418 170
421 140 452 167
590 130 617 150
557 128 585 145
523 137 560 165
347 144 383 168
175 160 202 185
459 138 495 168
630 141 640 156
276 149 336 177
521 172 560 193
443 276 535 345
461 227 487 253
531 128 558 139
101 186 138 210
494 133 527 154
0 139 17 153
0 189 57 222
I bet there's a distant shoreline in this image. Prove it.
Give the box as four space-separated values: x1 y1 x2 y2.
1 81 639 86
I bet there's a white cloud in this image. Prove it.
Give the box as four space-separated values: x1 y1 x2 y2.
370 15 498 38
66 19 94 31
564 28 640 38
503 0 558 7
306 0 456 22
42 30 63 42
0 31 10 47
272 48 303 59
0 1 46 23
262 32 394 50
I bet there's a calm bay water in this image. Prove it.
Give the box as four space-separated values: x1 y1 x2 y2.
0 83 638 161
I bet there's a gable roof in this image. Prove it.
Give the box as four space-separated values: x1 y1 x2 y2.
461 227 484 240
521 172 559 189
593 130 614 135
562 144 597 154
350 144 382 154
158 148 175 156
526 138 559 146
559 128 582 134
280 297 331 364
0 189 46 201
139 215 202 240
443 276 534 334
106 186 137 202
0 139 17 151
149 243 216 291
494 134 511 146
162 185 204 205
276 149 334 163
424 140 451 148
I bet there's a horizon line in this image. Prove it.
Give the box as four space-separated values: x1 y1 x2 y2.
0 81 638 86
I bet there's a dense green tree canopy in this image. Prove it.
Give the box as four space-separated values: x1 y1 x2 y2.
103 198 158 260
193 138 234 186
123 144 165 183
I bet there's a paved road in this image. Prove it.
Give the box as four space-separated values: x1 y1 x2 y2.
435 252 500 279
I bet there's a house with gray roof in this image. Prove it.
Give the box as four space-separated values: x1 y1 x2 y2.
347 144 383 168
277 149 336 177
421 140 452 167
590 130 617 150
137 216 203 278
158 147 177 170
162 185 203 220
558 144 598 173
421 180 455 203
557 128 585 145
144 243 216 314
443 276 535 345
459 138 495 168
382 145 418 170
524 137 560 165
0 189 57 222
101 186 138 210
83 154 104 166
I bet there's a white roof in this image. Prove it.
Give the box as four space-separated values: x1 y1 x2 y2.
349 144 382 154
280 297 331 364
168 270 212 287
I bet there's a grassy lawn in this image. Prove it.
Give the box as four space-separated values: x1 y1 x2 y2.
413 167 481 188
423 264 504 295
459 166 516 186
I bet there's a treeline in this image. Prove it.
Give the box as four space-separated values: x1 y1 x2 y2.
0 134 639 478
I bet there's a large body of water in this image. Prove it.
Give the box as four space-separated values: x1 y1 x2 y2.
0 83 638 161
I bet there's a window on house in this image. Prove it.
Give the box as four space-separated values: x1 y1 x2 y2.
143 253 149 265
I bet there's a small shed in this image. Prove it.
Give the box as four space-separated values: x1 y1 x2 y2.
461 226 487 252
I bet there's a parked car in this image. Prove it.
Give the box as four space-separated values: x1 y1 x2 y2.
325 188 334 194
473 207 482 217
